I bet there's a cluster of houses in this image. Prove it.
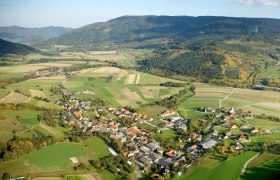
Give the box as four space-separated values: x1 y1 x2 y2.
107 107 154 123
58 84 276 177
163 116 188 133
26 68 65 77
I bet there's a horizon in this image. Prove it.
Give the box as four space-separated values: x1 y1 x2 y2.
0 0 280 28
1 14 280 29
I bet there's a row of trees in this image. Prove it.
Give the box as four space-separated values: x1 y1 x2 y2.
89 155 135 179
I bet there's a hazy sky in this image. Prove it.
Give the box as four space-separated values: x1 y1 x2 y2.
0 0 280 28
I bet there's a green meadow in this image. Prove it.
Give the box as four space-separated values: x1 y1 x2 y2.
175 151 258 180
22 143 86 170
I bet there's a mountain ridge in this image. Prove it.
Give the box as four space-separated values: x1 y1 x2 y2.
38 15 280 50
0 26 72 45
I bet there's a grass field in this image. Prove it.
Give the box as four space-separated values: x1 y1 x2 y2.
22 143 86 170
241 153 280 180
82 137 110 160
33 124 67 138
175 151 258 180
0 110 41 125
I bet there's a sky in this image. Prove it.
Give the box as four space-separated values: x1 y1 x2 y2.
0 0 280 28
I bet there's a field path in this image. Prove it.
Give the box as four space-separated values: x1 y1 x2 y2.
219 88 235 108
241 153 260 175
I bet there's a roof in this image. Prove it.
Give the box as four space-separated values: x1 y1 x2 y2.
109 125 118 129
199 138 218 149
139 156 152 164
166 150 176 157
140 146 150 153
74 111 82 118
128 127 139 134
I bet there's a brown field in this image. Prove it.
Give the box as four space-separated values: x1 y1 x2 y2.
255 102 280 110
30 90 46 98
92 66 125 74
125 74 136 84
139 86 167 99
0 65 48 73
0 91 31 104
121 87 145 103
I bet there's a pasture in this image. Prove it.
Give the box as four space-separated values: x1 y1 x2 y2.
0 110 41 125
176 151 258 180
22 143 86 170
82 137 110 160
241 153 280 180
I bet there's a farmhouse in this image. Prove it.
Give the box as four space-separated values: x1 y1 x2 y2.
160 109 176 117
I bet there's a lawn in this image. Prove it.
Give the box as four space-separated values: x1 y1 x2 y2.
22 143 86 170
157 130 178 139
176 151 258 180
82 137 110 160
98 170 116 180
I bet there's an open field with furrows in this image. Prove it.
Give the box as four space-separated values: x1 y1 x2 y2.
63 66 185 108
175 151 258 180
178 84 280 117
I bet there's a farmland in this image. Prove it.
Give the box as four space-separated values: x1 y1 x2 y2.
64 66 184 108
0 137 110 178
0 48 279 180
22 143 85 170
177 84 280 118
241 153 280 180
175 152 258 180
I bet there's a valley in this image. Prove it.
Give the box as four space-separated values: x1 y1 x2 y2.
0 14 280 180
0 48 279 179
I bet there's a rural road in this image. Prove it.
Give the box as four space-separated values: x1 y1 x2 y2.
143 121 169 130
241 153 260 175
219 88 235 108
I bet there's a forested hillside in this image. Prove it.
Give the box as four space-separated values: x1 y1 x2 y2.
0 39 37 56
39 15 280 50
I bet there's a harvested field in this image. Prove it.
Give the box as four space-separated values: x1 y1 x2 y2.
30 90 46 98
0 91 31 104
139 86 167 99
126 74 137 84
121 87 145 102
92 67 123 74
253 102 280 110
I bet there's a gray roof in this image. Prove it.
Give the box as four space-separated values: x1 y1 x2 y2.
199 138 218 149
139 155 152 164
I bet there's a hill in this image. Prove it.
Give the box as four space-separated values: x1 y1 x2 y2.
0 26 72 45
0 39 37 56
40 15 280 50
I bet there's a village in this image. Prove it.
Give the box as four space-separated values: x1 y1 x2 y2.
57 85 275 177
